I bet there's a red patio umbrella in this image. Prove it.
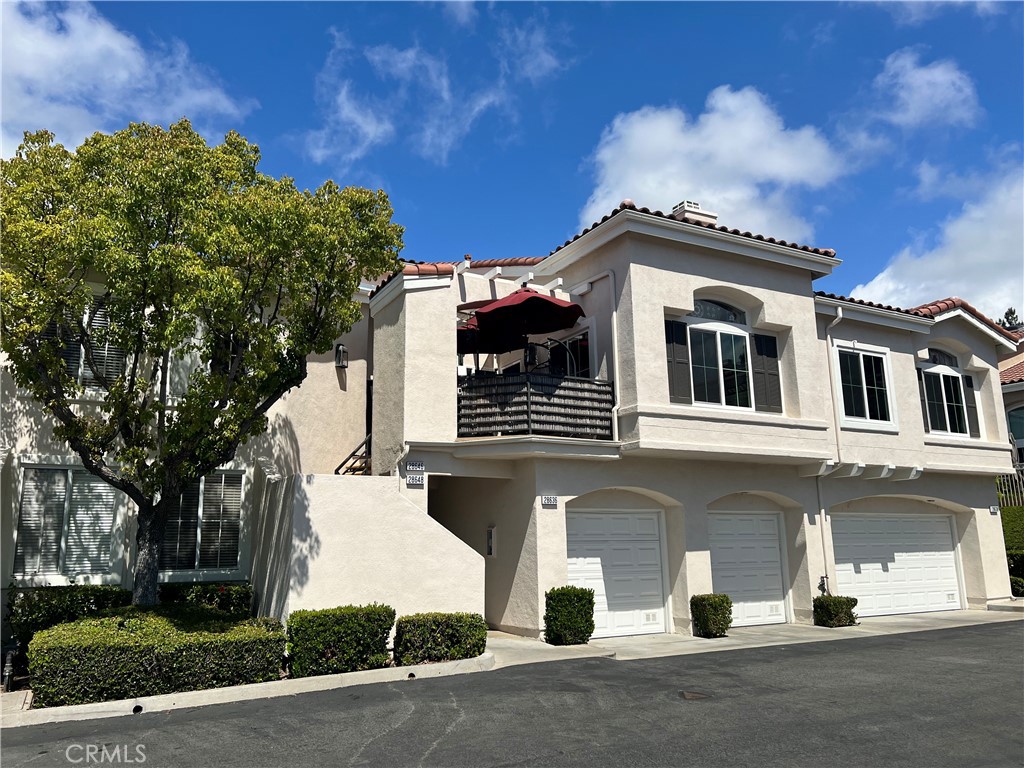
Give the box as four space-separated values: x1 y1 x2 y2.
473 288 585 342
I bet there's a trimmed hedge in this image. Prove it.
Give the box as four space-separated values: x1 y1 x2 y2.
1007 550 1024 580
543 586 595 646
27 605 285 707
690 594 733 638
1000 506 1024 551
6 585 131 646
287 604 395 678
159 582 253 615
393 612 487 666
813 595 859 627
1011 576 1024 598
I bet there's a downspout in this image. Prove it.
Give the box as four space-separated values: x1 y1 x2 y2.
570 270 620 442
817 305 845 595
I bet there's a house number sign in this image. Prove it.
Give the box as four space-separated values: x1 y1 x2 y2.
541 495 558 506
406 475 425 486
407 460 425 472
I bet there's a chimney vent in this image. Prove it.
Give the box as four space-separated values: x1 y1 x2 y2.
671 200 719 226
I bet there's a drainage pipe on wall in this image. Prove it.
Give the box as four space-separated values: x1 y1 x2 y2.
817 306 846 594
568 270 620 442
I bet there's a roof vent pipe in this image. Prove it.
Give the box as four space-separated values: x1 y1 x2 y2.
671 200 719 226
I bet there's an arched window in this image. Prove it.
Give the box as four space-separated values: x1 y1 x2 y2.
664 299 782 413
1008 407 1024 462
916 348 979 437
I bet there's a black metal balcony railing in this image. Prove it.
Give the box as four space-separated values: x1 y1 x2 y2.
457 372 615 440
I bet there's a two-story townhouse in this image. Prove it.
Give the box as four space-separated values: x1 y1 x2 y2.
2 199 1016 640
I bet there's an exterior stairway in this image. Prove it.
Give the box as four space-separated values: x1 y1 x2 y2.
335 434 371 475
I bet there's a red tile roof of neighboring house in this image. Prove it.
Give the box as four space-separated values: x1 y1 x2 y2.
911 297 1019 343
549 200 837 258
814 291 930 317
461 257 547 268
1002 359 1024 385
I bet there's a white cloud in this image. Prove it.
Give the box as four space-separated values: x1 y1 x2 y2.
580 86 847 243
1 2 254 157
497 15 568 85
442 2 478 28
306 15 569 168
873 49 980 130
879 1 1003 26
851 166 1024 318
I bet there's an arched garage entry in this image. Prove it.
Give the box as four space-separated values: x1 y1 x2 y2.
829 496 968 616
707 492 802 627
565 488 681 638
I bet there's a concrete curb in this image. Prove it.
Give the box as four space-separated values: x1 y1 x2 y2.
1 652 495 729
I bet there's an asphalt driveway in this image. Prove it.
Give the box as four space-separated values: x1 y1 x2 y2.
3 622 1022 768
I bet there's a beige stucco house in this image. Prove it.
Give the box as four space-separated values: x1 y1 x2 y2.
2 200 1018 639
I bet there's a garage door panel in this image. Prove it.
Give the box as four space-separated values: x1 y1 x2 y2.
709 513 787 627
566 511 666 638
833 514 961 617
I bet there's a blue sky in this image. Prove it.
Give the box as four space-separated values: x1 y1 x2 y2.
3 1 1022 317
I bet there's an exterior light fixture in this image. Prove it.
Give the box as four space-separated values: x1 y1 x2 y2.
335 344 349 368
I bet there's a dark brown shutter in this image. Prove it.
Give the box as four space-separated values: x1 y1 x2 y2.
751 334 783 413
963 375 980 438
916 369 930 433
665 319 692 404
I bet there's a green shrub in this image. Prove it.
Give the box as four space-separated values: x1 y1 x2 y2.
1006 550 1024 580
813 595 859 627
393 612 487 666
543 586 595 646
28 605 285 707
1000 506 1024 550
1010 576 1024 598
6 585 131 646
159 582 253 615
690 594 733 638
287 604 395 678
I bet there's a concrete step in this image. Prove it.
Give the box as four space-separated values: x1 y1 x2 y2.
987 599 1024 612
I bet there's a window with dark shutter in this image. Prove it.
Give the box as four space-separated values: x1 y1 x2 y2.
80 300 126 388
963 376 981 438
751 334 783 413
665 319 692 404
160 482 201 570
198 474 242 569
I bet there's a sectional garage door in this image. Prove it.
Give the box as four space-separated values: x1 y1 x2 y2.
832 514 962 617
566 511 667 638
708 513 787 627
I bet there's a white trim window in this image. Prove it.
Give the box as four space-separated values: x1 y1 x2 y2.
1008 407 1024 462
41 298 126 390
837 346 892 424
13 468 117 577
917 349 980 438
665 300 782 413
159 473 243 572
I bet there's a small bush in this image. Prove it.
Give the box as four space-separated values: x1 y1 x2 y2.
1000 506 1024 551
690 594 733 638
813 595 859 627
543 586 595 646
28 605 285 707
1006 550 1024 580
393 612 487 666
6 585 131 646
159 582 253 615
287 604 395 678
1010 576 1024 598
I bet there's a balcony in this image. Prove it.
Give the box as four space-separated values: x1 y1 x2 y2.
457 372 615 440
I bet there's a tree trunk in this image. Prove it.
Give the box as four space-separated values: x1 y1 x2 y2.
132 499 167 606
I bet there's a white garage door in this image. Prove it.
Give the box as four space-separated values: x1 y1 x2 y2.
832 514 961 617
566 511 667 638
709 513 787 627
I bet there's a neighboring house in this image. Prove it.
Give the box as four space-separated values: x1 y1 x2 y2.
2 199 1017 640
999 330 1024 465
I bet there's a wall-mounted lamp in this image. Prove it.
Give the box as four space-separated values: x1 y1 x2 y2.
335 344 349 368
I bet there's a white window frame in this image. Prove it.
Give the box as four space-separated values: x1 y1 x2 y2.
834 341 898 431
11 464 123 586
683 317 755 411
157 470 245 582
919 362 970 437
1008 406 1024 463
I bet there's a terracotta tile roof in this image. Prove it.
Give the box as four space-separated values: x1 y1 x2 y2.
369 259 457 298
911 297 1019 342
1001 359 1024 385
550 200 837 258
460 257 547 268
814 291 930 317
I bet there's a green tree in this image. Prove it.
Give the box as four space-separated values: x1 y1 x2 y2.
1000 307 1020 329
1 121 403 604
